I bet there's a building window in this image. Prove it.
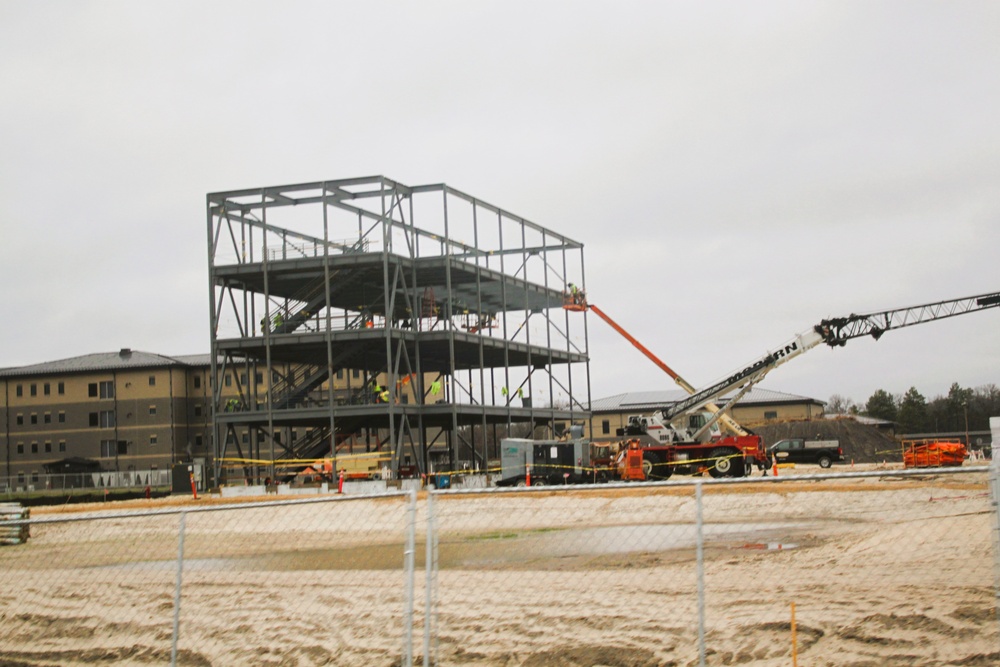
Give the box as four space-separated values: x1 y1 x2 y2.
58 382 65 395
352 369 360 379
224 374 232 387
149 434 158 445
89 383 98 397
100 440 116 457
194 376 201 389
149 375 156 386
764 410 778 420
43 382 50 395
602 420 610 435
30 414 37 425
59 441 66 452
31 443 38 453
149 406 157 416
31 472 38 484
100 440 127 456
44 442 51 453
30 384 37 396
195 435 203 448
16 415 23 426
99 381 114 399
336 369 344 379
16 443 23 455
194 405 202 417
91 411 116 428
44 413 51 424
58 411 65 423
255 372 263 384
240 373 248 385
16 473 24 485
242 432 249 444
16 385 22 397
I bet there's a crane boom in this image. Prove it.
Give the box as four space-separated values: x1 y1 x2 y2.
816 292 1000 345
663 290 1000 421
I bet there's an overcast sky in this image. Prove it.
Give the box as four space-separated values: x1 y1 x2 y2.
1 1 997 407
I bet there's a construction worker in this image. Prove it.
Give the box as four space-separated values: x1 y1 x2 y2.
380 389 390 403
372 383 382 403
430 380 442 396
273 312 283 329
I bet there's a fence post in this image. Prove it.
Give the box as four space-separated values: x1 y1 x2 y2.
171 512 187 667
696 482 706 667
990 448 1000 655
403 490 417 667
424 491 437 667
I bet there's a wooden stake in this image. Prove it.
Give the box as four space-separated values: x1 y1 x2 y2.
791 601 798 667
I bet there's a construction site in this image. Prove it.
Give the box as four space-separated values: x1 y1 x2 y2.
207 176 1000 489
207 176 590 485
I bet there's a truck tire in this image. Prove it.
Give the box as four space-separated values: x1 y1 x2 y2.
641 457 655 480
643 453 671 481
709 448 740 478
818 455 833 469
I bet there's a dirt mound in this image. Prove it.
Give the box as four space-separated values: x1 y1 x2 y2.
749 417 901 463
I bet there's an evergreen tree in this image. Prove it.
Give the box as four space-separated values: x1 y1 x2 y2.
946 382 974 432
864 389 897 422
896 387 928 433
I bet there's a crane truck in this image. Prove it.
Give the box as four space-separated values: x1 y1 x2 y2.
567 289 1000 481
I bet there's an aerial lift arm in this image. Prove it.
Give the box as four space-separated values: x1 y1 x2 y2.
663 290 1000 422
569 298 750 436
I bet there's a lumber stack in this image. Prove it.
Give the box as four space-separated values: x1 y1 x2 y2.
0 503 30 545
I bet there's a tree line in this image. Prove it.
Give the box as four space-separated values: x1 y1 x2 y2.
827 383 1000 435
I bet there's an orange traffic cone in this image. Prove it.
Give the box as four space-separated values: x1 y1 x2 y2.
526 465 531 487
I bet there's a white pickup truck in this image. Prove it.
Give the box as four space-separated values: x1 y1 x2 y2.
768 438 844 468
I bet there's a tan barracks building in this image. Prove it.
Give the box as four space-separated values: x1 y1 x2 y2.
587 388 825 440
0 349 419 489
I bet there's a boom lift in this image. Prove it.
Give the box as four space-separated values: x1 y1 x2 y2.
564 291 768 479
566 288 1000 479
564 294 749 440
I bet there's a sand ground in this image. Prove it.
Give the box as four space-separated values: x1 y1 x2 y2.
1 463 997 666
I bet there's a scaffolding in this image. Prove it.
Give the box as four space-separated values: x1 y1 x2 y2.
206 176 591 484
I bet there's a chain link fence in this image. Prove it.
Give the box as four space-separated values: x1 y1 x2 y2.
1 466 999 666
425 466 1000 666
0 492 418 666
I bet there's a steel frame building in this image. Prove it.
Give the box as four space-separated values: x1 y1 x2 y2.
206 176 590 484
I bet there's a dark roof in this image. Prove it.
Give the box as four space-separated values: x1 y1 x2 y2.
589 388 824 412
0 349 200 378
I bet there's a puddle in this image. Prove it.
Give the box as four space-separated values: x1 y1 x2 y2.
737 542 799 550
446 522 809 566
91 558 234 572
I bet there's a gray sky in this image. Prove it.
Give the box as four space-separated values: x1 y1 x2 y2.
1 1 998 407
